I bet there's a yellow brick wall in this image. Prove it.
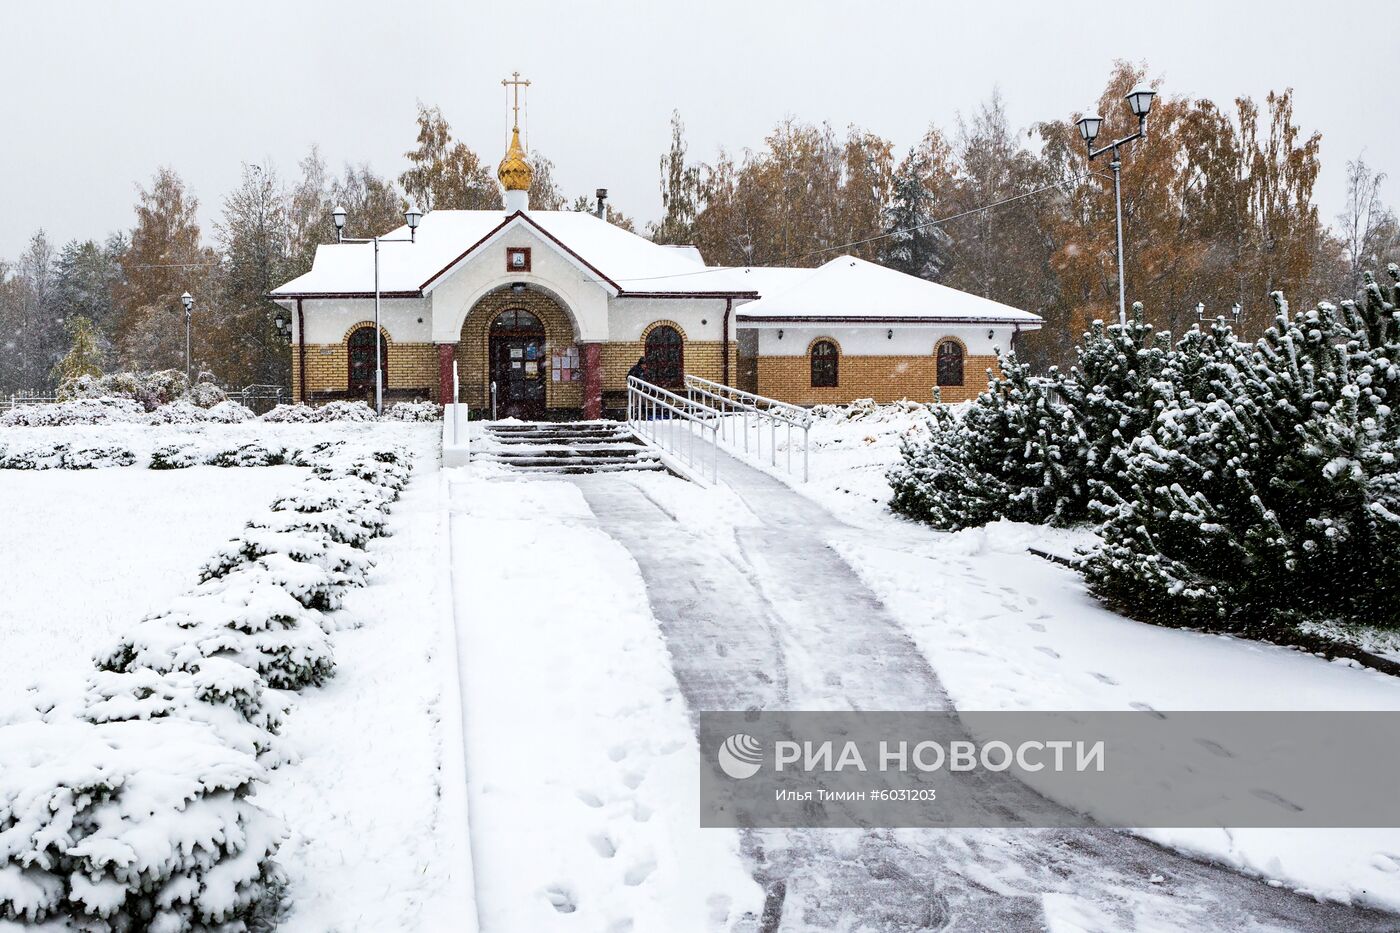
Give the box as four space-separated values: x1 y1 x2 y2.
456 290 582 411
293 325 437 402
756 353 999 405
600 340 736 392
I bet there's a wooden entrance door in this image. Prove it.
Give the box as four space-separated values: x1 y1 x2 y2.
489 309 547 419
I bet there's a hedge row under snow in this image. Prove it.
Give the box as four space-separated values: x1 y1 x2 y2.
0 440 412 930
2 398 440 428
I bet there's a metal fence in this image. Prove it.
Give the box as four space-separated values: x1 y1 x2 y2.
1 393 58 413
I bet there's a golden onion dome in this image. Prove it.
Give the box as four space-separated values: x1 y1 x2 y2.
497 125 533 192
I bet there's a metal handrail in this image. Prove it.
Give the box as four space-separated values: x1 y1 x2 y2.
626 376 719 483
682 374 812 482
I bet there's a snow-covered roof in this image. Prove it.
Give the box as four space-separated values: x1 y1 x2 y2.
271 210 768 298
733 256 1042 326
269 213 1041 328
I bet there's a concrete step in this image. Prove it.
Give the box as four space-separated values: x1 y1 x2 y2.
496 460 668 475
479 448 653 461
478 454 663 469
474 420 666 476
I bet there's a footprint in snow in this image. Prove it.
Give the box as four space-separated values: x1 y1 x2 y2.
576 789 605 809
622 769 646 790
1034 646 1060 659
1026 622 1046 632
1371 853 1400 873
545 885 577 913
1088 672 1119 685
624 860 657 886
1129 701 1167 719
588 832 617 858
608 744 629 762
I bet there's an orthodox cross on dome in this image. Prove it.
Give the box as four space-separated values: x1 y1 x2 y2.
498 71 534 202
502 70 531 130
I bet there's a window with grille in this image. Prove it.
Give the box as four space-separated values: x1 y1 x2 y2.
936 341 964 387
810 340 838 387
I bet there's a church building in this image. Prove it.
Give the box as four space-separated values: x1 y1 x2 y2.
270 91 1042 419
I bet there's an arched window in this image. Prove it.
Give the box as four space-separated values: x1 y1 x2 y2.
936 340 964 388
348 326 387 392
644 325 684 388
810 340 838 387
491 308 543 332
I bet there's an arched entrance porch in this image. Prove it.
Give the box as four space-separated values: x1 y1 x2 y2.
456 285 584 419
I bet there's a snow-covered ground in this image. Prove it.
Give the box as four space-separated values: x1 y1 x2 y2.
0 422 466 931
447 464 763 931
257 425 472 931
0 464 304 709
734 401 1400 914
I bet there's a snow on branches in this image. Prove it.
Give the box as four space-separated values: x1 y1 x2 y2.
1087 277 1400 634
0 436 414 929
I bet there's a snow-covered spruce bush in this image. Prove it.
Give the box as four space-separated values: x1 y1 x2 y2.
200 527 374 588
58 369 192 411
1085 279 1400 635
208 442 288 468
183 380 228 408
887 305 1171 530
314 400 376 422
98 577 336 689
0 442 138 471
312 447 412 496
150 440 290 470
204 400 255 423
0 717 284 930
1060 305 1171 501
888 354 1086 529
260 403 317 423
256 479 390 547
149 438 215 470
0 397 147 427
379 400 442 422
20 659 293 770
147 400 208 425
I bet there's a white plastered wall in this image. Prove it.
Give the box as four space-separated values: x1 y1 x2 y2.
296 297 433 343
427 224 611 342
606 297 730 341
747 324 1024 356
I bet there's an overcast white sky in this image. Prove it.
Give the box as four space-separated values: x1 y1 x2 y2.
2 0 1396 260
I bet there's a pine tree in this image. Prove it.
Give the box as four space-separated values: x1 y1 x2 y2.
888 354 1085 528
53 236 126 353
881 137 949 280
1085 275 1400 634
52 315 104 384
1063 303 1172 500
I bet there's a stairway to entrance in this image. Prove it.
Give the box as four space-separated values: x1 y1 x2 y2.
473 421 666 475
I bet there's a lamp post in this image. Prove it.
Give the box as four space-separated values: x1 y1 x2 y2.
1075 86 1157 326
332 203 422 414
180 292 194 382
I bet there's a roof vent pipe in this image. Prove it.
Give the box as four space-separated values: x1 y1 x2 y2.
595 188 608 220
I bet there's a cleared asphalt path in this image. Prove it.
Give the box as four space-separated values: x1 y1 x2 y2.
572 454 1400 933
